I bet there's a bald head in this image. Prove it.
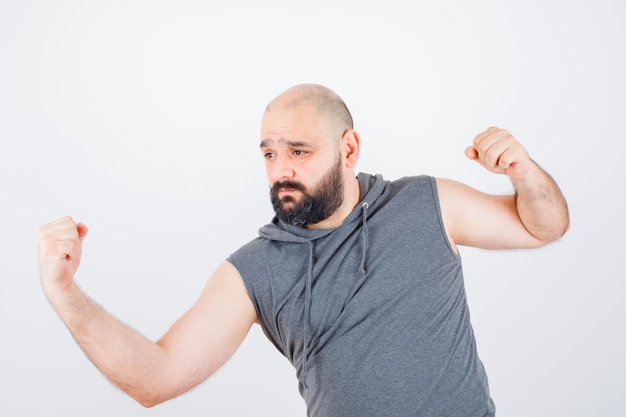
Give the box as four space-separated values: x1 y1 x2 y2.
265 84 354 139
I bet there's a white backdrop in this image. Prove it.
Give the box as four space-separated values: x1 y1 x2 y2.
1 1 624 416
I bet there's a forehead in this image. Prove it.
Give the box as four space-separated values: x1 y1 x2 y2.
260 104 332 144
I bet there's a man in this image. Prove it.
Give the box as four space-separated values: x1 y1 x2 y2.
38 84 569 416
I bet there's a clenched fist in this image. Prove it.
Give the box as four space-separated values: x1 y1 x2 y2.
465 127 532 180
38 217 88 296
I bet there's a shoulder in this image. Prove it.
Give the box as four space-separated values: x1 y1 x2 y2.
379 175 436 201
388 175 439 207
390 174 433 187
228 236 267 261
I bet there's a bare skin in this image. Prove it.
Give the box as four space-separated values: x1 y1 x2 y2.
39 220 257 407
38 84 569 407
438 126 570 252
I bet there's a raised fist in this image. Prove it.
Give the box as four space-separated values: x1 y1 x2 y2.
38 216 88 296
465 127 532 180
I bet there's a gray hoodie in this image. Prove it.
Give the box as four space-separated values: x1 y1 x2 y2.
228 173 495 417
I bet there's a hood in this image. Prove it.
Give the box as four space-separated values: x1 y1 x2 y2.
257 173 387 389
259 173 386 242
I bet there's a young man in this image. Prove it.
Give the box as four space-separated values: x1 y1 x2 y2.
38 84 569 416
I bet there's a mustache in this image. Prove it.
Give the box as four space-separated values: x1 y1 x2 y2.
270 180 307 195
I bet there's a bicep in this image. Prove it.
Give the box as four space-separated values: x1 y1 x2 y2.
155 261 257 399
435 178 545 250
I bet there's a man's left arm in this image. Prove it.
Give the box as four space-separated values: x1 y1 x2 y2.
437 127 570 251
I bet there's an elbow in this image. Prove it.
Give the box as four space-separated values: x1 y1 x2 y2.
124 385 171 409
550 200 572 242
138 400 160 409
560 218 571 239
552 214 571 242
135 393 168 409
531 218 571 248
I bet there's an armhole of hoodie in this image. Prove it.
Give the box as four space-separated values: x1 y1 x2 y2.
428 176 461 261
225 257 263 323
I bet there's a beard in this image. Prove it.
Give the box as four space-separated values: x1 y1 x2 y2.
270 156 344 227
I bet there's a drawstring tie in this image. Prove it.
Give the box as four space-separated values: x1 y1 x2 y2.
300 240 314 389
299 202 370 390
360 202 369 274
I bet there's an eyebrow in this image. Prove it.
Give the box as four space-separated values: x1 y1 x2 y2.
259 139 313 149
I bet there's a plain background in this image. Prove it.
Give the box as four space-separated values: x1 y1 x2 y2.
1 1 624 416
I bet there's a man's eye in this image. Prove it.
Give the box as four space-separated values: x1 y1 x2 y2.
264 152 275 159
293 150 306 156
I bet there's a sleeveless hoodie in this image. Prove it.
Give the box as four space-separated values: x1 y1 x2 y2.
227 173 495 417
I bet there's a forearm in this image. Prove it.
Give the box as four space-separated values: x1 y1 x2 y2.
512 160 570 243
38 219 256 408
45 282 169 407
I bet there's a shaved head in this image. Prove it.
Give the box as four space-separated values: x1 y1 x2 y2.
264 84 354 139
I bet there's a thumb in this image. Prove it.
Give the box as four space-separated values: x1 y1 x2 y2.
465 146 478 160
77 223 89 241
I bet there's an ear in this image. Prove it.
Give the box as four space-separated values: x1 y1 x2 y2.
341 129 361 168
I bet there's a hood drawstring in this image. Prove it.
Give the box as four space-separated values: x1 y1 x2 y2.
360 202 369 275
300 240 314 389
299 202 370 390
258 174 385 392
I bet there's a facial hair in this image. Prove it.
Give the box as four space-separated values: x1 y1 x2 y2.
270 156 344 227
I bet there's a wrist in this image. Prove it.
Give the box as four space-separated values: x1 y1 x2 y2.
42 279 84 315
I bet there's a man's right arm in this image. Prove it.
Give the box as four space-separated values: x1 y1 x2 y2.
38 217 257 407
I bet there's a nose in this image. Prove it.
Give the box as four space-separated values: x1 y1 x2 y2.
268 153 295 183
